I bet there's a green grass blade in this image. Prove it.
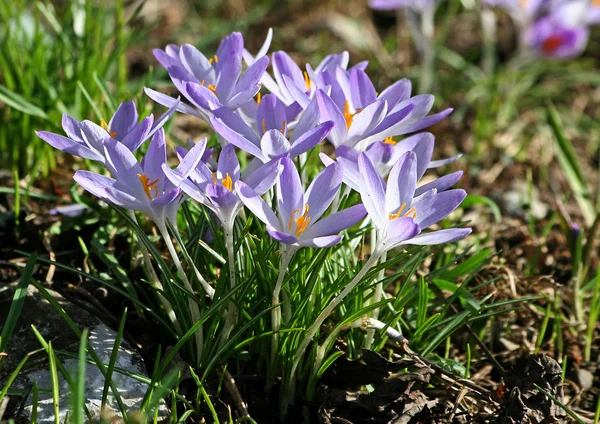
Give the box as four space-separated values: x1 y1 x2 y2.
102 308 127 408
47 341 60 424
0 85 48 119
71 329 88 424
0 252 37 352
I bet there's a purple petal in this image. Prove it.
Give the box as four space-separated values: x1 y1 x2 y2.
212 116 265 159
302 204 367 239
61 114 83 141
121 116 153 152
350 69 377 109
385 151 417 217
109 101 138 138
413 189 467 229
244 157 283 195
154 48 180 69
273 51 305 92
382 217 420 250
179 44 213 81
277 157 303 230
79 121 108 152
35 131 103 162
73 170 116 201
299 235 343 248
289 121 333 158
267 226 298 245
144 99 180 144
414 171 463 197
403 108 453 134
261 130 291 159
377 79 412 109
104 186 149 213
428 154 462 169
175 138 208 178
400 228 471 246
212 106 261 145
217 144 240 181
358 153 387 229
236 181 281 230
215 33 243 101
186 81 221 111
316 89 346 147
144 88 202 117
347 100 388 148
234 55 269 98
103 138 145 198
291 96 320 143
151 188 181 207
50 204 88 217
304 162 343 223
141 129 167 187
411 133 434 179
256 93 287 136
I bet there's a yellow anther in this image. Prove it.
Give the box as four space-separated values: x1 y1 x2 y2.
289 209 301 231
222 173 233 191
389 203 417 221
292 204 311 236
343 100 361 130
383 136 396 145
212 172 233 191
100 120 117 138
137 173 160 200
256 92 262 105
303 71 311 91
200 80 217 95
281 120 287 134
261 119 266 134
209 54 219 64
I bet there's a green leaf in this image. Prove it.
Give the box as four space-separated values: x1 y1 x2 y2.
71 329 88 424
461 195 502 223
0 85 48 119
0 252 37 352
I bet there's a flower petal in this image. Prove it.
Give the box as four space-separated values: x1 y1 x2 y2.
276 157 303 230
244 157 283 195
267 226 298 245
381 216 420 251
399 228 471 246
358 153 387 229
302 204 367 239
217 143 240 181
261 130 291 159
413 189 467 229
35 131 103 162
121 116 153 152
236 181 281 229
385 151 417 217
212 116 265 160
304 162 343 223
415 171 463 197
144 88 203 117
109 101 138 138
299 235 343 248
289 121 333 158
316 89 346 147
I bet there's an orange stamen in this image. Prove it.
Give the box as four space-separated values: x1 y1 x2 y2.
137 173 160 200
209 54 219 64
281 120 287 134
212 172 217 185
343 100 361 130
303 71 311 91
201 80 217 95
222 173 233 191
383 136 396 145
261 119 266 134
388 203 417 221
101 120 117 138
293 204 311 236
256 92 262 105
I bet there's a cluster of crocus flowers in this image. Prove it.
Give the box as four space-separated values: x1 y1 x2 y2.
36 30 470 374
484 0 600 58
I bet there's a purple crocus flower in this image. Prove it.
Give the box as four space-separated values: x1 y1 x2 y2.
162 143 283 227
483 0 547 24
210 94 334 163
73 129 191 225
36 100 178 164
146 32 269 118
320 132 462 193
236 158 367 248
525 3 590 58
314 67 452 151
358 151 470 253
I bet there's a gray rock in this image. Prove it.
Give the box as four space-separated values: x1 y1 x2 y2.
576 368 594 390
496 180 549 220
19 324 169 422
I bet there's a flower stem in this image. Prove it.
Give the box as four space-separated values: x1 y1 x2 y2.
418 6 435 94
271 248 295 369
289 252 382 387
128 211 180 332
157 223 204 366
363 250 387 350
219 220 238 349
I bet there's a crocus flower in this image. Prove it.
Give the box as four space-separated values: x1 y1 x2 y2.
210 94 334 163
320 132 462 193
525 3 591 58
236 158 367 248
147 32 269 118
73 129 192 225
358 151 470 253
314 68 452 151
36 100 178 164
162 143 283 227
483 0 547 24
